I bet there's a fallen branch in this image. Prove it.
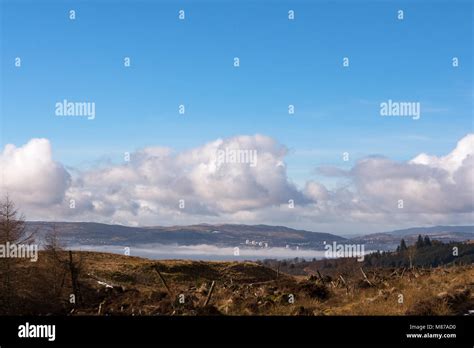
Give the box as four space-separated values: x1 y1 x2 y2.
339 275 346 286
317 270 325 285
360 267 373 287
248 279 277 286
98 300 105 315
339 275 350 295
154 267 173 296
87 273 115 289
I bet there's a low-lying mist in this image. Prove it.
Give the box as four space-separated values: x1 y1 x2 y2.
67 243 329 261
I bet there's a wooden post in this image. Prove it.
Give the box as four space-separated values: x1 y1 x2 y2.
68 250 81 305
204 281 216 307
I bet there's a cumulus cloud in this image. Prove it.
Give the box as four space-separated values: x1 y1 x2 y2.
410 134 473 174
0 138 70 206
0 134 472 232
313 134 474 215
70 135 305 220
0 134 304 224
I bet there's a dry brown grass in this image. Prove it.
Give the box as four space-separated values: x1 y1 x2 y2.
323 266 473 315
4 250 473 316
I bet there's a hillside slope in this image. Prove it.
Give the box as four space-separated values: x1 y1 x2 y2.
4 250 473 316
26 221 346 249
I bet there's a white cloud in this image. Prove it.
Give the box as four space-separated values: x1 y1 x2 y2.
59 134 305 223
0 138 70 206
312 133 474 219
1 134 472 233
410 134 473 175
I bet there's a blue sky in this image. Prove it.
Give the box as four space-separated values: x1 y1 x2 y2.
1 0 472 187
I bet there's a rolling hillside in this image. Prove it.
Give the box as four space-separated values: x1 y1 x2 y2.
26 222 346 249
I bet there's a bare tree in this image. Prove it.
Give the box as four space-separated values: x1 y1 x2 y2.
0 195 34 244
44 225 84 309
44 224 65 264
67 250 84 307
0 195 34 313
43 225 69 302
44 225 63 251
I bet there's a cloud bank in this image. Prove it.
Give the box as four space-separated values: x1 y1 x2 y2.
1 134 472 233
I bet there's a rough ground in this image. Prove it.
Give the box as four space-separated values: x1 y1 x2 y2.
5 251 474 316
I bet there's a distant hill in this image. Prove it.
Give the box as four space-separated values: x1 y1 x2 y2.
352 226 474 251
387 225 473 237
26 222 473 252
26 221 346 249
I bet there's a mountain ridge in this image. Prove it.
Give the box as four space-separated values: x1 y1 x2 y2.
26 221 473 251
26 221 346 249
